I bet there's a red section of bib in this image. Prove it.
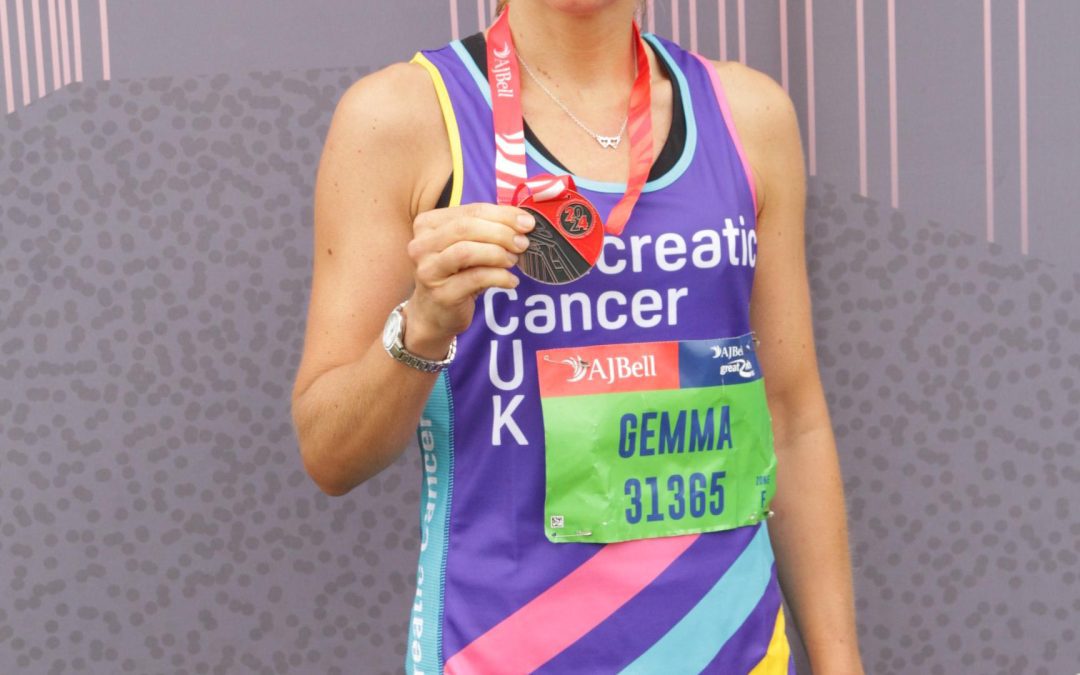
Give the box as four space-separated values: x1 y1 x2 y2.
536 341 680 398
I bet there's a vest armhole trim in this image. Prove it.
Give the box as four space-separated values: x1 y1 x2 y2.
411 52 465 209
689 51 759 217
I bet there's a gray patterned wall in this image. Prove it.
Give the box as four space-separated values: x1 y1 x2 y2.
0 1 1076 674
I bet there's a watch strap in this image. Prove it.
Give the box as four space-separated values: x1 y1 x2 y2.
385 301 456 373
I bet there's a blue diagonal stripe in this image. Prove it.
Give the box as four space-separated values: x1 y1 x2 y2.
618 523 775 675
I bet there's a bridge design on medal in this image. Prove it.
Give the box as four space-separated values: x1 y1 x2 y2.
517 207 591 284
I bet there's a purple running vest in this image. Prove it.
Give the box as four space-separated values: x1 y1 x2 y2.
404 31 796 675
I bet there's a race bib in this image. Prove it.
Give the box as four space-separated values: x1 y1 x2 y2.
536 333 777 544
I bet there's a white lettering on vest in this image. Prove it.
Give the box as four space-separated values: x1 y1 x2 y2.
492 394 528 445
488 339 523 391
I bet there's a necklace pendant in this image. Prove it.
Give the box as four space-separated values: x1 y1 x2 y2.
596 135 621 149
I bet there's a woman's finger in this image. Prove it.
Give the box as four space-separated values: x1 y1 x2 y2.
420 215 530 257
430 266 520 305
416 240 520 285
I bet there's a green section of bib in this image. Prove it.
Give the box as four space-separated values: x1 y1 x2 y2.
542 379 777 543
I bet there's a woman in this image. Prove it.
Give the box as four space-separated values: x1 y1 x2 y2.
291 1 864 672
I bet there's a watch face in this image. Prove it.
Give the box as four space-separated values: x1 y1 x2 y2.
382 309 402 350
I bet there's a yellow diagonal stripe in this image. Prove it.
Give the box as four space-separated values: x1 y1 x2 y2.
748 606 792 674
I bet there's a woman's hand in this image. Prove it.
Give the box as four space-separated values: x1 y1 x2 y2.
403 202 535 358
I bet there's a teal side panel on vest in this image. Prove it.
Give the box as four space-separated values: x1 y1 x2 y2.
404 372 455 674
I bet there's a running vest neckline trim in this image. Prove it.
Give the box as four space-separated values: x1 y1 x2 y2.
458 30 686 182
446 32 697 195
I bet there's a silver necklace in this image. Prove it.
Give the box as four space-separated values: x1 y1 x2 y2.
516 52 632 149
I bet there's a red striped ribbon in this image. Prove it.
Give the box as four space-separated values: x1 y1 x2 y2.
486 6 654 236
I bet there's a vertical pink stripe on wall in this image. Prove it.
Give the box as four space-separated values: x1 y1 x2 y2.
718 0 727 61
804 0 816 175
450 0 460 40
671 0 679 44
737 0 746 64
983 0 994 243
98 0 110 80
689 0 698 53
47 0 60 89
887 0 898 209
1 0 13 113
57 0 69 84
779 0 788 92
70 0 82 82
856 0 867 196
647 0 655 35
476 0 484 32
15 0 31 105
31 0 46 97
1017 0 1028 255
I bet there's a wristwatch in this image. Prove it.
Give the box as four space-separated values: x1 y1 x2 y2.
381 300 457 373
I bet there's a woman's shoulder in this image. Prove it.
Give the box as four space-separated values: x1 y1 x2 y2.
334 60 448 147
704 59 796 127
697 58 804 214
326 60 453 214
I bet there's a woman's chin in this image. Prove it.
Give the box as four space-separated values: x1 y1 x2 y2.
531 0 630 17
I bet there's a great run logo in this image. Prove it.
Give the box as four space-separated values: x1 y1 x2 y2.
719 359 756 378
710 344 756 378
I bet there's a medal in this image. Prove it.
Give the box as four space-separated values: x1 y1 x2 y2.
486 5 654 284
511 175 603 284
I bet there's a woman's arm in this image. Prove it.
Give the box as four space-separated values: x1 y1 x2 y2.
291 62 530 496
712 60 865 674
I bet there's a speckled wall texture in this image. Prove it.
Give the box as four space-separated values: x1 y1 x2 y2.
0 2 1076 674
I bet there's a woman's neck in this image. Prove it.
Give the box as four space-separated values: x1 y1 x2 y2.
485 1 640 93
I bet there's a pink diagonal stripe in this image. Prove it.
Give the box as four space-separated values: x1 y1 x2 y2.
983 0 994 243
694 51 758 214
58 0 69 84
0 0 12 113
15 0 30 105
805 0 816 175
70 0 82 81
47 0 60 89
444 535 698 674
1018 0 1027 255
31 0 45 97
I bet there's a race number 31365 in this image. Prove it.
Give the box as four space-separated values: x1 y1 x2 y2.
624 471 726 524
